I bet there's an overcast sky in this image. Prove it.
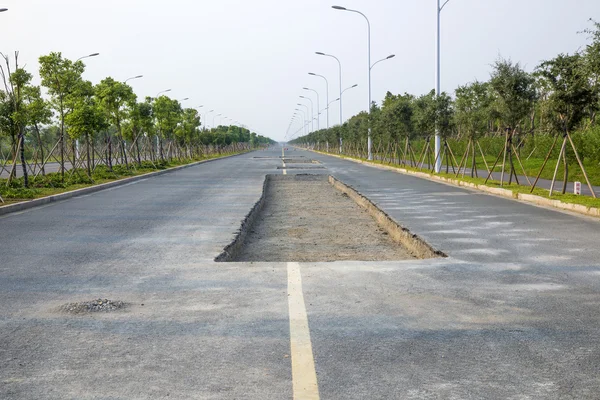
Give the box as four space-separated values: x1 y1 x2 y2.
1 0 599 141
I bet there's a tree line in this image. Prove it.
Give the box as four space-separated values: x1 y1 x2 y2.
291 20 600 195
0 51 274 189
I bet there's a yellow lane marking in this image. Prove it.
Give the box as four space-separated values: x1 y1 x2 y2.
287 262 320 399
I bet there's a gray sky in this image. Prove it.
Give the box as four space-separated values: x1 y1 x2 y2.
1 0 599 141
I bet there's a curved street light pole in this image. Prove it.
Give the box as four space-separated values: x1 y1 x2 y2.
341 83 358 97
295 107 309 135
371 54 395 70
308 72 329 129
155 89 171 98
205 109 214 130
76 53 100 62
332 5 373 159
213 113 222 128
303 88 320 131
316 52 342 125
298 97 314 132
125 75 143 84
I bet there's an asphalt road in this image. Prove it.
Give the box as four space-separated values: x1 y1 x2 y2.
1 147 599 399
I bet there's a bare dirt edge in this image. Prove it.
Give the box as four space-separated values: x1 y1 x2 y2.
215 174 446 262
328 175 446 259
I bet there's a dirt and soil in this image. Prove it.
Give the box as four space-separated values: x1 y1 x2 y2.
234 174 414 262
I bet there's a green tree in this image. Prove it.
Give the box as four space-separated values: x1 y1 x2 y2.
536 53 597 193
38 52 85 180
95 77 137 168
153 96 182 160
65 80 108 176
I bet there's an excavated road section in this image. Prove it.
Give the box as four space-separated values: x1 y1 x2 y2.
232 174 415 262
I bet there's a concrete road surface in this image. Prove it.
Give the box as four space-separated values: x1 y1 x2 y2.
1 147 599 399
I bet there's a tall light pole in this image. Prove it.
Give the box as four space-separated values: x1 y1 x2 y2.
213 113 222 127
205 109 214 130
435 0 451 173
295 108 308 135
338 84 359 152
316 52 342 126
332 5 375 159
76 53 100 62
308 72 329 129
125 75 143 84
302 88 320 130
298 96 314 132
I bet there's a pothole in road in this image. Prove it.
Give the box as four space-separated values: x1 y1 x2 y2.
61 299 126 314
277 166 326 170
216 174 445 262
282 159 319 164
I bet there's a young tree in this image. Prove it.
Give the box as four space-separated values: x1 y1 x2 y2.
455 81 493 176
124 100 154 165
489 58 537 184
153 96 182 160
0 52 34 187
38 52 85 180
23 85 52 175
535 53 597 196
65 80 108 176
95 77 137 168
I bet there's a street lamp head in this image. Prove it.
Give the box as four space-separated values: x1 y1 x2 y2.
299 96 306 99
197 105 204 108
302 87 310 90
332 5 347 10
89 53 100 57
352 84 358 88
387 54 396 59
308 72 316 76
181 97 189 101
0 8 8 12
134 75 143 79
165 89 172 93
315 52 326 56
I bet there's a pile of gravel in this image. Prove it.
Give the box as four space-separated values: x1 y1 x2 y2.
62 299 126 314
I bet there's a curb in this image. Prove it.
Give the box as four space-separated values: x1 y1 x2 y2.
310 150 600 220
0 152 248 216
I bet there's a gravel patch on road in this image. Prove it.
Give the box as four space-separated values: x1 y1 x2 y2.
61 299 126 314
233 174 414 262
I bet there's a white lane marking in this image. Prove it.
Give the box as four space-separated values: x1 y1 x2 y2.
287 262 320 399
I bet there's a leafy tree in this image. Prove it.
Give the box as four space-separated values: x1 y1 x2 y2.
536 53 597 193
153 96 182 160
581 19 600 125
455 81 493 140
23 84 52 175
124 99 154 164
65 80 108 176
489 58 537 131
0 53 36 186
38 52 85 180
95 77 136 168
